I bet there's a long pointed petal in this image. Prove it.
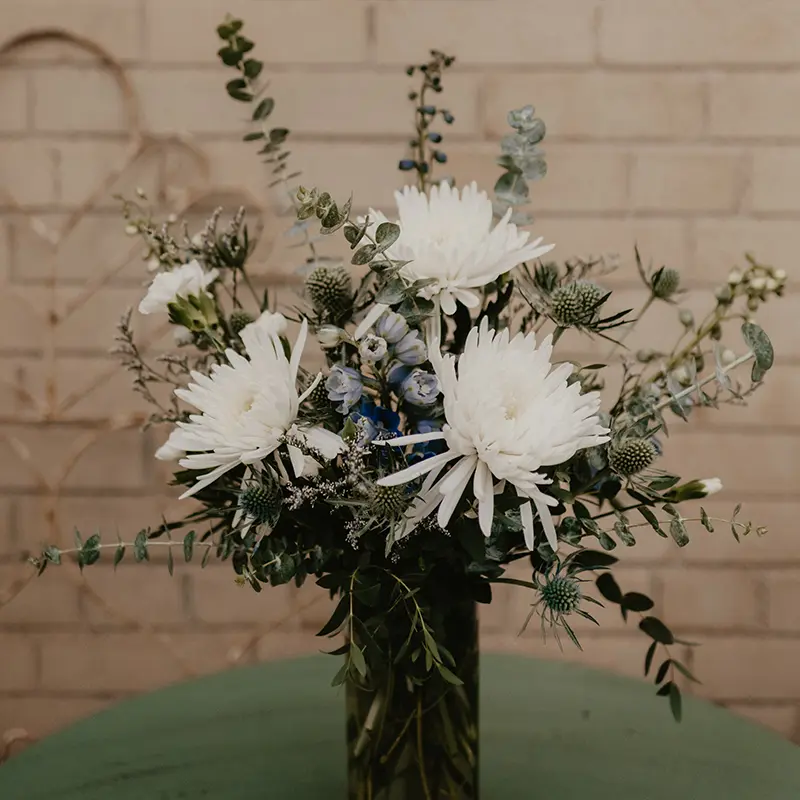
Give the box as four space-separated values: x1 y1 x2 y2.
437 456 477 530
375 431 447 447
533 494 559 552
377 450 457 487
473 460 494 537
289 318 308 381
354 303 389 340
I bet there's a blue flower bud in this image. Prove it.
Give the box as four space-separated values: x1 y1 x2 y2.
401 369 440 406
375 310 409 344
393 331 427 365
398 159 416 171
420 105 436 115
427 132 442 143
433 151 447 164
326 365 363 414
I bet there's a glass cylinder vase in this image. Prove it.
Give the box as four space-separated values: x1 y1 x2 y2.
345 598 479 799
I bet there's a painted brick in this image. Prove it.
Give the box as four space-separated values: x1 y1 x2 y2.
601 0 800 65
80 564 188 627
375 2 597 65
485 72 706 140
693 638 800 700
0 565 81 625
767 573 800 632
693 219 799 285
0 141 58 207
631 148 747 212
39 632 245 692
0 696 109 738
661 568 763 630
726 703 798 738
190 567 297 627
145 1 369 64
4 0 144 61
752 148 800 213
0 634 38 690
710 75 800 139
0 70 29 133
32 67 128 133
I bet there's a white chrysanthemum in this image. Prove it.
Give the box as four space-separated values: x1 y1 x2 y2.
166 319 344 498
138 260 219 315
241 309 288 338
377 319 609 550
367 182 554 315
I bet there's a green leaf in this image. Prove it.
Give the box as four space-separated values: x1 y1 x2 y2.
375 222 400 249
44 546 61 565
671 660 701 684
217 46 241 67
596 529 617 551
269 127 289 144
167 547 174 577
352 244 377 266
596 572 623 604
201 546 212 568
649 474 681 492
638 506 666 537
349 643 367 678
644 641 657 676
226 78 252 102
572 500 591 520
317 594 349 637
669 682 682 722
331 661 349 687
216 18 243 39
614 519 636 547
639 616 675 645
669 517 690 547
438 664 464 686
133 530 149 562
183 531 196 563
113 544 125 570
751 362 766 383
243 58 263 79
253 97 275 121
243 131 265 142
569 549 619 570
655 658 671 685
700 507 714 533
623 592 655 612
741 322 774 372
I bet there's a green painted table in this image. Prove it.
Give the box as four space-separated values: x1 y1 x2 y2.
2 654 799 799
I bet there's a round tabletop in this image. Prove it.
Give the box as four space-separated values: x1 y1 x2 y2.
1 654 799 799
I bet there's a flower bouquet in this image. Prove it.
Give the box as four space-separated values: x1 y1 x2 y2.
31 17 785 800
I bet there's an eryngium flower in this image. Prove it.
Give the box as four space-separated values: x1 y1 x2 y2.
138 260 218 315
608 438 657 477
305 265 353 318
165 319 344 498
549 281 604 327
367 182 553 315
541 576 582 615
651 267 681 300
377 319 609 550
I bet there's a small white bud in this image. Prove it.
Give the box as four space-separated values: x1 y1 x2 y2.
765 278 778 292
720 348 736 366
191 233 204 247
136 186 147 199
167 213 178 224
728 269 743 285
146 256 161 273
316 324 345 349
699 477 723 496
679 309 694 328
774 268 787 282
749 277 766 292
125 223 138 236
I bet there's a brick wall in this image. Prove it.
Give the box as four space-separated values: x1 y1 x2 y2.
1 0 799 746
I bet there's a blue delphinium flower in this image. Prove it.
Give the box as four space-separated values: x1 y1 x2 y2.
326 366 363 414
375 311 409 344
358 334 388 363
401 369 439 406
393 331 427 365
349 399 401 446
407 418 446 463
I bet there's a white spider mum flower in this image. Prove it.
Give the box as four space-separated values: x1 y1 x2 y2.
138 259 219 315
242 309 288 338
167 319 344 498
377 318 609 550
367 181 554 315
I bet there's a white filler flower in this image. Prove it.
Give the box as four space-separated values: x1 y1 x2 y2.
138 260 219 315
377 319 609 550
367 181 553 315
241 309 288 338
167 319 344 498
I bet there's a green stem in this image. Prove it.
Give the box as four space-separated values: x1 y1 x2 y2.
416 693 433 800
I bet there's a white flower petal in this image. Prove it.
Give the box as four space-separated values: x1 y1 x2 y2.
437 455 477 530
376 450 458 487
354 303 390 340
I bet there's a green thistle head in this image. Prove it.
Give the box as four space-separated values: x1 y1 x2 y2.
541 576 581 615
609 438 657 477
230 309 255 334
239 481 282 526
304 378 331 409
651 267 680 300
305 266 353 319
370 484 407 518
550 281 604 327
